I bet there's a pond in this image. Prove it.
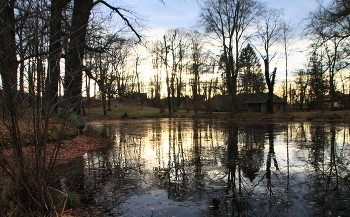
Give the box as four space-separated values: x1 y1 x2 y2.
79 119 350 216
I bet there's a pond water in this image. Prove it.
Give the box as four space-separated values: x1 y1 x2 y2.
80 119 350 216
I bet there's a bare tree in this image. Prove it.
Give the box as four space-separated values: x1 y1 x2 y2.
323 38 347 97
0 1 71 214
203 61 220 113
200 0 264 111
188 30 204 113
313 0 350 39
308 3 350 107
162 35 172 113
254 8 283 114
0 0 145 215
153 29 188 114
64 0 142 115
111 41 132 99
148 41 163 111
166 28 188 111
281 19 295 102
84 20 132 115
63 0 93 115
0 0 24 213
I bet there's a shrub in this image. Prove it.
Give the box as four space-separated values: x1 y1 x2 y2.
55 192 81 210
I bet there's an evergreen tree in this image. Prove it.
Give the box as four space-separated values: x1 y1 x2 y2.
238 44 265 94
294 69 309 111
307 50 329 110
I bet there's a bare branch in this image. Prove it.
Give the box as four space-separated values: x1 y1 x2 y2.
93 0 142 42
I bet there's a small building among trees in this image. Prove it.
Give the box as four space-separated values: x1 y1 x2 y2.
323 91 349 109
243 93 287 113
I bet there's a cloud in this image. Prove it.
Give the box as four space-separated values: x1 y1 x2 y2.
125 0 200 35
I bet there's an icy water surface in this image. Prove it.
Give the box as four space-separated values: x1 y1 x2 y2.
80 119 350 216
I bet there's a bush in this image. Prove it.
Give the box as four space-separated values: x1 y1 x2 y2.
0 188 11 210
55 192 81 209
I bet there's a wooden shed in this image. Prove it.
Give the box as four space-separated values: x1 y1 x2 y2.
242 93 287 113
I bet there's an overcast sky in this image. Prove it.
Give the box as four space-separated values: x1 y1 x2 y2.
123 0 331 38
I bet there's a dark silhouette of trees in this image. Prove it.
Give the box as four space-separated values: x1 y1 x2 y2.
199 0 264 112
311 0 350 39
85 39 129 115
309 3 349 99
45 0 71 115
307 50 329 110
155 29 188 113
148 40 164 111
254 8 283 114
166 29 187 111
61 0 142 115
0 0 18 118
188 30 208 113
84 18 133 115
238 44 265 94
64 0 93 115
293 69 309 111
0 0 144 215
281 20 294 102
162 34 172 113
307 0 350 111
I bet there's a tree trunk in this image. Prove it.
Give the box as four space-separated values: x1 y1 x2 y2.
107 92 112 111
193 63 199 113
264 59 276 114
85 74 91 113
0 0 18 118
46 0 70 115
166 76 172 114
163 36 172 114
225 52 237 112
0 1 29 212
102 88 107 115
64 0 92 115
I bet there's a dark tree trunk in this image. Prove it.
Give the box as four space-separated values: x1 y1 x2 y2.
264 59 276 114
193 63 199 113
45 0 71 115
166 77 172 114
225 52 238 112
0 1 29 212
0 0 18 118
107 93 112 111
64 0 92 115
102 88 107 115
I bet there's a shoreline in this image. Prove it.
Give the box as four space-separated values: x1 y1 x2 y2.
80 110 350 124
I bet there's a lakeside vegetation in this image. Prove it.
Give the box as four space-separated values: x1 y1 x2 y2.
82 106 350 122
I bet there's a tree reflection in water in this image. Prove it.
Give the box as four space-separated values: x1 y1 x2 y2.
80 119 350 216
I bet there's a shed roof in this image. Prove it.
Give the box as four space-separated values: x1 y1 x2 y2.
243 93 286 104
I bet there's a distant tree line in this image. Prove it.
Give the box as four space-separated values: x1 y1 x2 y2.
147 0 350 113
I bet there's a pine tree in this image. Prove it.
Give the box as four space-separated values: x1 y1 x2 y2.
307 50 329 110
238 44 265 94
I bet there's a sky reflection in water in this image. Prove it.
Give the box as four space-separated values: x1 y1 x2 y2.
83 119 350 217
